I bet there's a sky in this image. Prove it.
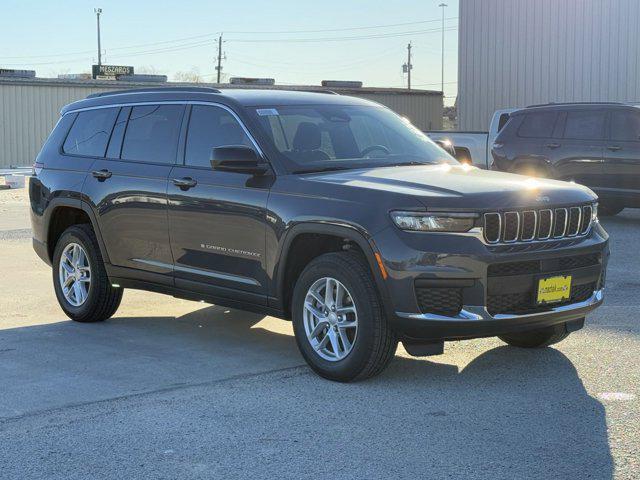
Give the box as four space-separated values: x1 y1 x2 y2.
0 0 459 104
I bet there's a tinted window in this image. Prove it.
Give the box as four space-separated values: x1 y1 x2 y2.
121 105 184 164
63 108 118 157
185 105 252 167
563 110 605 140
611 110 640 141
105 107 130 159
517 112 557 138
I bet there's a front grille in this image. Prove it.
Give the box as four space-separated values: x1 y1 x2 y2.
487 282 596 315
483 204 593 244
488 253 601 277
416 287 462 316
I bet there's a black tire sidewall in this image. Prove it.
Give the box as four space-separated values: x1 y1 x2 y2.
52 227 101 319
291 254 384 381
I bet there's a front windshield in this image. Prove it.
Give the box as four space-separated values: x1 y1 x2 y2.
248 104 458 173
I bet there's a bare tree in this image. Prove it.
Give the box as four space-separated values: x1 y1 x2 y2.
173 67 203 83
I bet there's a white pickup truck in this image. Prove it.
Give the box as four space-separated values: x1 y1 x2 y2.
427 109 516 168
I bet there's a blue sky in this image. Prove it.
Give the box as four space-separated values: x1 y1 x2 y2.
0 0 459 102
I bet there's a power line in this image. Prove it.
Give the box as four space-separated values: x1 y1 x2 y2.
0 17 457 61
228 27 458 43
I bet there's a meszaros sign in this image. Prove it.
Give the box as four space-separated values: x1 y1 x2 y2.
92 65 134 79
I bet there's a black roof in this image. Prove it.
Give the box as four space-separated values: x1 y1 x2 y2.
61 86 377 115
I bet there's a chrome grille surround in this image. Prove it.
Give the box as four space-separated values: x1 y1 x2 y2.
483 204 595 244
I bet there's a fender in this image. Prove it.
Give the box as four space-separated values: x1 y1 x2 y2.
511 156 554 177
271 221 392 315
41 197 111 266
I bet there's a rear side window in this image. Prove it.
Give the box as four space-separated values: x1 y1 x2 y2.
185 105 252 168
63 108 118 157
563 110 606 140
517 112 557 138
610 110 640 141
121 104 184 164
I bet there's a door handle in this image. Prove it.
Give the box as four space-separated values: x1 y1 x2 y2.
92 169 112 180
545 143 560 149
172 177 197 189
607 145 622 151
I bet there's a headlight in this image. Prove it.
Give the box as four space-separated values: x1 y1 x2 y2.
390 211 477 232
592 203 598 222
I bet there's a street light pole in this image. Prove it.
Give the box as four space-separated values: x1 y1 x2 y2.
94 8 102 66
438 3 447 94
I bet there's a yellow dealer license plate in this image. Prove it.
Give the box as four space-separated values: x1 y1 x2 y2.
537 275 572 305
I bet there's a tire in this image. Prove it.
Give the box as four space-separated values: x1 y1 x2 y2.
598 201 624 217
498 324 569 348
52 224 123 322
291 251 397 382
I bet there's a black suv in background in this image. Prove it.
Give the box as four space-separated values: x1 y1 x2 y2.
31 88 608 381
491 102 640 216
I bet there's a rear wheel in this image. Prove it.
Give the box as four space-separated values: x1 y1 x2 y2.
52 224 122 322
291 251 397 382
499 324 569 348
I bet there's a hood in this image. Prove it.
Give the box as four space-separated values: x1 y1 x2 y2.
301 164 597 210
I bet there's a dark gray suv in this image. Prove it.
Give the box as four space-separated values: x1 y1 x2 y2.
30 87 609 381
492 102 640 216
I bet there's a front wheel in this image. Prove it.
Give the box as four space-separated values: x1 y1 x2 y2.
291 252 397 382
52 224 123 322
499 324 569 348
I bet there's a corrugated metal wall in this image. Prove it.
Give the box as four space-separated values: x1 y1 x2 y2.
458 0 640 130
0 79 442 168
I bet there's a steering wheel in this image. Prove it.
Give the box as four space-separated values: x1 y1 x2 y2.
361 145 390 157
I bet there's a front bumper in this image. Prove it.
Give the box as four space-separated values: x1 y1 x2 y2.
372 222 609 341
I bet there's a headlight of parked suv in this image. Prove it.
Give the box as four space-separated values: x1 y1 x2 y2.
390 211 478 232
592 203 598 222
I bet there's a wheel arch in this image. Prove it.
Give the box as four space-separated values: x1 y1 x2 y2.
272 222 390 319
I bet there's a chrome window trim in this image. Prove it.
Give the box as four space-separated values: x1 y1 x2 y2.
502 211 520 243
63 100 265 157
520 210 537 241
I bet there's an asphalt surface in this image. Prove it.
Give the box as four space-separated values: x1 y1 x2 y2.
0 187 638 479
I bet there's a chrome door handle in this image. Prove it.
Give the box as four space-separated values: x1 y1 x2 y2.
545 143 560 149
172 177 197 189
607 145 622 151
92 169 112 180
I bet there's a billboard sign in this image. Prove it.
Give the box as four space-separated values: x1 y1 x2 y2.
91 64 134 80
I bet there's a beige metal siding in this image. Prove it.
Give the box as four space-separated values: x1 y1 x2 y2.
458 0 640 130
0 80 442 168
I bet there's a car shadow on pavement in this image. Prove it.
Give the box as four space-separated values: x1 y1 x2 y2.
0 306 613 479
375 346 614 479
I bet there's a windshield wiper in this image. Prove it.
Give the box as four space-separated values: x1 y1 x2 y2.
293 166 352 174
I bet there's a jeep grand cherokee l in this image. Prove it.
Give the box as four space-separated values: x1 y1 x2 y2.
491 102 640 216
30 87 609 381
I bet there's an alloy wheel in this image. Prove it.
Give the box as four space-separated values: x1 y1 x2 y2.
303 277 358 361
58 243 91 307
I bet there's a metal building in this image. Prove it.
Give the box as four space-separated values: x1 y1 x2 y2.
0 77 443 168
458 0 640 130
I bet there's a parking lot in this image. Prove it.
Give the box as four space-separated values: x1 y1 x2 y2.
0 185 638 479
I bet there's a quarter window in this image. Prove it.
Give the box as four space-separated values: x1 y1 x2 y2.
185 105 252 168
517 112 557 138
563 110 606 140
610 110 640 141
121 104 184 164
63 108 118 157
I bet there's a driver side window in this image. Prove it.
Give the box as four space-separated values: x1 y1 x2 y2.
185 105 252 168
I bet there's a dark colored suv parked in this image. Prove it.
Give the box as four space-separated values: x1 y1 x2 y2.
491 102 640 216
31 87 609 381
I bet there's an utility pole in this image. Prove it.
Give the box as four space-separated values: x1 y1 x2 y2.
94 8 103 66
403 42 413 90
216 35 223 83
439 3 447 94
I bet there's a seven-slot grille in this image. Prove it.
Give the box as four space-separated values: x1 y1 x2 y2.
483 205 593 244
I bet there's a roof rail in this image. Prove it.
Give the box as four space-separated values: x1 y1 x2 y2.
86 86 221 99
293 89 339 95
525 101 625 108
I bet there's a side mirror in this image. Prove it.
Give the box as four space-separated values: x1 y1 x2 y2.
210 146 268 175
